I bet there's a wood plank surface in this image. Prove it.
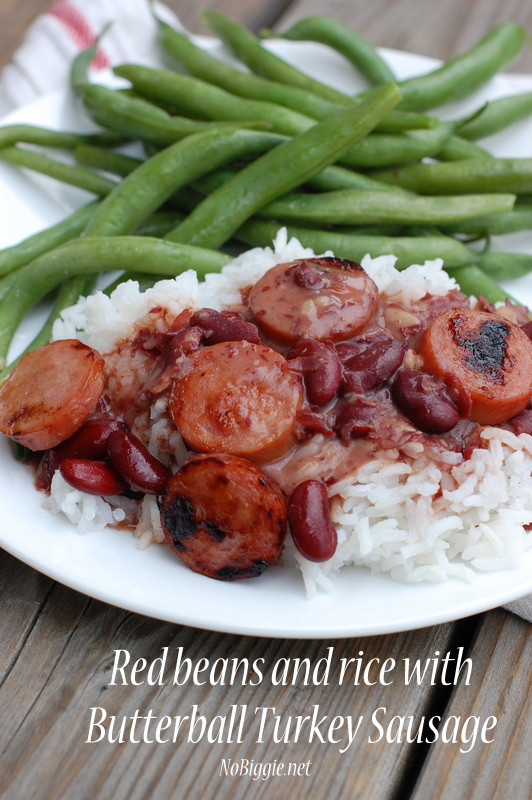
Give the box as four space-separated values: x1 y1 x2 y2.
0 0 52 66
276 0 532 70
1 551 466 800
0 0 276 68
412 610 532 800
7 0 531 67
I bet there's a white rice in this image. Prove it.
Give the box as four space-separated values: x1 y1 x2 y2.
48 228 532 594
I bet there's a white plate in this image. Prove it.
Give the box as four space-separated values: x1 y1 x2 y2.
1 41 531 638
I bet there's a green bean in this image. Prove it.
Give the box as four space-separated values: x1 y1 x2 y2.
0 123 123 151
256 188 515 226
435 135 492 161
265 15 395 86
442 202 532 236
0 275 95 380
0 205 185 371
164 82 401 248
83 127 284 238
340 123 455 169
115 63 454 168
74 144 143 177
0 237 231 366
0 202 96 277
114 64 313 137
156 18 344 117
477 251 532 281
71 43 268 146
397 23 526 111
191 166 405 202
202 10 352 105
188 174 409 237
155 18 435 133
236 218 478 269
80 82 267 147
0 145 118 196
368 110 439 133
75 139 409 213
446 264 521 305
457 91 532 140
70 33 105 94
195 163 408 196
371 158 532 195
304 164 410 194
134 211 181 238
337 224 407 237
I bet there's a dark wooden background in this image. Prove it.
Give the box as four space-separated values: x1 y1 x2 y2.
0 2 531 799
2 0 532 70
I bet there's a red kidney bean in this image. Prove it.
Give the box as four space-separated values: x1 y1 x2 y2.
106 429 170 494
336 343 363 363
342 338 405 393
288 479 337 562
190 308 261 345
332 401 373 440
391 369 460 434
54 416 124 462
59 458 126 495
335 328 391 362
510 408 532 435
40 416 125 488
287 338 341 405
295 407 334 438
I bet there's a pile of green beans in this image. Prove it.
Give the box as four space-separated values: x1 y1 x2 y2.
1 12 532 376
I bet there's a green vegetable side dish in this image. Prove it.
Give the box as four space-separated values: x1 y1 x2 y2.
0 12 532 379
163 83 402 248
263 14 396 86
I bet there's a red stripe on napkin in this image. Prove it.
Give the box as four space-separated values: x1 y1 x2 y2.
50 0 110 69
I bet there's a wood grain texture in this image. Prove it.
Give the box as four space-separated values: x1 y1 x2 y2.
412 610 532 800
0 552 462 800
0 0 280 70
0 0 52 67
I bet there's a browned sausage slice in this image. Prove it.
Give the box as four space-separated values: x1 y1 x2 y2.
160 453 287 580
0 339 105 451
249 257 378 342
169 340 303 462
421 308 532 425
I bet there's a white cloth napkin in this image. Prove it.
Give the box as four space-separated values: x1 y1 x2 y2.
0 0 181 116
0 0 530 623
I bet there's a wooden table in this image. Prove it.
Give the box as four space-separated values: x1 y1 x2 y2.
0 2 531 798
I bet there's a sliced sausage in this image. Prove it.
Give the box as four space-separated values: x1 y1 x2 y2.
169 340 303 462
249 257 378 343
0 339 105 451
160 453 287 580
421 308 532 425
